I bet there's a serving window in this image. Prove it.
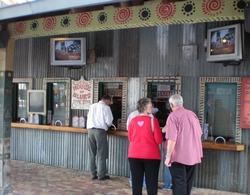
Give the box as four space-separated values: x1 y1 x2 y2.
143 76 181 127
199 77 242 143
43 78 71 126
93 77 127 130
12 78 33 122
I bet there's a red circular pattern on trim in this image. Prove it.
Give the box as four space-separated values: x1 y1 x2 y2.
43 17 57 31
156 3 176 21
76 12 93 28
113 8 133 24
202 0 225 16
14 21 26 35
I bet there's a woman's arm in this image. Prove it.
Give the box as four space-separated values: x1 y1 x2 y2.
153 118 163 144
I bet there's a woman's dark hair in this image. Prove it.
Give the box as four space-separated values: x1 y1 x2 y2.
136 97 151 113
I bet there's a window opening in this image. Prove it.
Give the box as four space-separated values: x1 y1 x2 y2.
147 82 176 127
98 82 122 128
49 82 67 125
204 83 236 142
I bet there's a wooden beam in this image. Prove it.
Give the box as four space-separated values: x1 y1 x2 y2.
131 0 144 6
69 5 104 14
113 1 130 8
162 0 186 3
113 0 144 8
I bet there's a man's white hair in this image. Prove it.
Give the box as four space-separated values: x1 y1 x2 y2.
169 94 183 106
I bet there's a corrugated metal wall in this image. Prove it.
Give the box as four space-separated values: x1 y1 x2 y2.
195 129 250 193
11 128 129 175
11 21 250 194
13 22 250 79
11 128 165 180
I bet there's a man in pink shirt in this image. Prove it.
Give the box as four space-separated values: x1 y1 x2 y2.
165 94 203 195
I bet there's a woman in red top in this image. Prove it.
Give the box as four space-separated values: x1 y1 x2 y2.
128 98 162 195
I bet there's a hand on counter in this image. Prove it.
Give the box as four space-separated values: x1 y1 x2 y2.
108 124 117 131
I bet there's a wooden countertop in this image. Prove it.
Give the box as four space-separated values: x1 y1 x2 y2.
11 123 128 137
202 140 245 151
11 123 245 151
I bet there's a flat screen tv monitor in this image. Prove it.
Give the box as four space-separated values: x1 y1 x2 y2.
207 24 242 62
27 90 46 115
50 37 86 67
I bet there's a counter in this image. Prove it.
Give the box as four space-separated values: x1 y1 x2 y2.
10 123 132 178
11 123 245 151
11 123 128 136
202 140 244 151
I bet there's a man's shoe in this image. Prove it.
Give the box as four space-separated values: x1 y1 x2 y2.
91 176 98 180
162 188 171 191
99 175 110 180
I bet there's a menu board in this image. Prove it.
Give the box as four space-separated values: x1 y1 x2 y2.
240 77 250 128
71 76 92 110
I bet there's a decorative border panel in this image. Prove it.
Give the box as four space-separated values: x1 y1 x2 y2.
143 76 182 97
13 78 33 89
199 77 242 143
8 0 246 39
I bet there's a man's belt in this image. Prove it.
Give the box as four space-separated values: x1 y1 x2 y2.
91 127 105 131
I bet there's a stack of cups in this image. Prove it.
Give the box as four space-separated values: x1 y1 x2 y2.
79 117 86 128
72 116 79 127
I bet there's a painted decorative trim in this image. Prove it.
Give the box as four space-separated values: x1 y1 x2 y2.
7 0 246 39
13 78 33 89
143 76 182 97
43 78 71 126
93 77 128 130
199 77 242 143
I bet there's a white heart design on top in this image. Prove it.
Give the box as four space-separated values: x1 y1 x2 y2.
138 121 144 127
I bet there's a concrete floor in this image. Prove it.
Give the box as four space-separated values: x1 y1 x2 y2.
8 160 246 195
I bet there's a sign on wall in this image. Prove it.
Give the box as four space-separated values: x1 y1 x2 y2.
71 76 92 110
240 77 250 128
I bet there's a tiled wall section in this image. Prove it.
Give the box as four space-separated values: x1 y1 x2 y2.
0 71 12 191
0 70 13 153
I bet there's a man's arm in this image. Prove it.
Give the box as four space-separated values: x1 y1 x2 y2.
165 139 176 167
161 125 166 133
105 106 114 127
